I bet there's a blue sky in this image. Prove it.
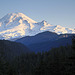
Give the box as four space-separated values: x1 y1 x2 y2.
0 0 75 28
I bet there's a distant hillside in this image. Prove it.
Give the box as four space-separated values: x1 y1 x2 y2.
0 40 30 60
16 31 59 45
15 31 75 52
28 36 72 52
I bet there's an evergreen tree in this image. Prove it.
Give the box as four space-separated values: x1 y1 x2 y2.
72 36 75 49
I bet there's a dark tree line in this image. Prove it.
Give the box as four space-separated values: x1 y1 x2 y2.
0 37 75 75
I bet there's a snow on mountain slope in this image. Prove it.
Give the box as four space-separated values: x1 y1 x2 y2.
0 12 75 40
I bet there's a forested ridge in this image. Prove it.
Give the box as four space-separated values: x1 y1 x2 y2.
0 37 75 75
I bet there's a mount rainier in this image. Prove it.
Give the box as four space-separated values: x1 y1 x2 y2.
0 12 75 40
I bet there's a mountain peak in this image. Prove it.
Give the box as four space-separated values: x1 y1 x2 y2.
0 13 75 40
37 20 50 26
1 12 36 23
41 20 47 24
42 20 47 22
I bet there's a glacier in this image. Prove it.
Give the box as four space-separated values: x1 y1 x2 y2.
0 12 75 40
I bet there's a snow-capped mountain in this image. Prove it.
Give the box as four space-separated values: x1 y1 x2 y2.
0 12 75 40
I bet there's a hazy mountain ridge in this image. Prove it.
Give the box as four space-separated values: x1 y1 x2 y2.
0 12 75 40
28 36 73 52
16 31 59 45
16 31 75 45
16 31 75 52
